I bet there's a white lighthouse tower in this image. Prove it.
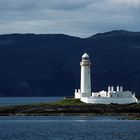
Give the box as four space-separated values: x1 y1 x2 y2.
75 53 91 98
80 53 91 97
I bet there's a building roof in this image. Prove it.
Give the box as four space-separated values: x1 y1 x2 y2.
82 53 89 58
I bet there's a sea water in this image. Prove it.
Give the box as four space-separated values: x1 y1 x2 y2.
0 116 139 140
0 97 63 106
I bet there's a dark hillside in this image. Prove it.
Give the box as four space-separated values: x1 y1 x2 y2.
0 30 140 96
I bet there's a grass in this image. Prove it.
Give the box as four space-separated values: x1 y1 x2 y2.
38 98 86 106
55 98 86 105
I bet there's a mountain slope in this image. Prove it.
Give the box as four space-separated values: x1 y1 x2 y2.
0 30 140 96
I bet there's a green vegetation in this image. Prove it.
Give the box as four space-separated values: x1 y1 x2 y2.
52 98 86 105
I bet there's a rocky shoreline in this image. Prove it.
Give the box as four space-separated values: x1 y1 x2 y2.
0 99 140 119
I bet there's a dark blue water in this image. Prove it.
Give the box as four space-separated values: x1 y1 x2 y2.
0 116 139 140
0 97 63 106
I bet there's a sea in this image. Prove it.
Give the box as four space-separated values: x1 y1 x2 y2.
0 97 63 106
0 116 139 140
0 97 139 140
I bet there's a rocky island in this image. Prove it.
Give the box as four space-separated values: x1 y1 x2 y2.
0 98 140 120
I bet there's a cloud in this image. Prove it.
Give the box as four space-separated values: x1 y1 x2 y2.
108 0 140 7
0 0 139 37
0 0 94 11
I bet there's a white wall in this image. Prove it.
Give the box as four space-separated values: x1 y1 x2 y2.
81 96 138 104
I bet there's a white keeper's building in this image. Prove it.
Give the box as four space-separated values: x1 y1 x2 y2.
74 53 138 104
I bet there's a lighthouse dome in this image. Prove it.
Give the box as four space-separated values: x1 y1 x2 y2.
82 53 89 58
82 53 89 60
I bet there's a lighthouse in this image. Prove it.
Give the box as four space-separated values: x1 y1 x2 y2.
80 53 91 97
75 53 91 98
74 53 138 104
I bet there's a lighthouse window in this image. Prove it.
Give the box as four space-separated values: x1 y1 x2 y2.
82 57 88 60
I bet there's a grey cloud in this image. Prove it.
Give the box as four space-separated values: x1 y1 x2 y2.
0 0 94 11
108 0 140 8
45 0 94 10
0 0 140 37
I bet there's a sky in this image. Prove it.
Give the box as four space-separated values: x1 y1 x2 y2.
0 0 140 37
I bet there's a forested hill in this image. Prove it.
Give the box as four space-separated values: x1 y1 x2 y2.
0 30 140 97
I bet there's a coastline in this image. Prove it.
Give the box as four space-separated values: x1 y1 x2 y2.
0 99 140 120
